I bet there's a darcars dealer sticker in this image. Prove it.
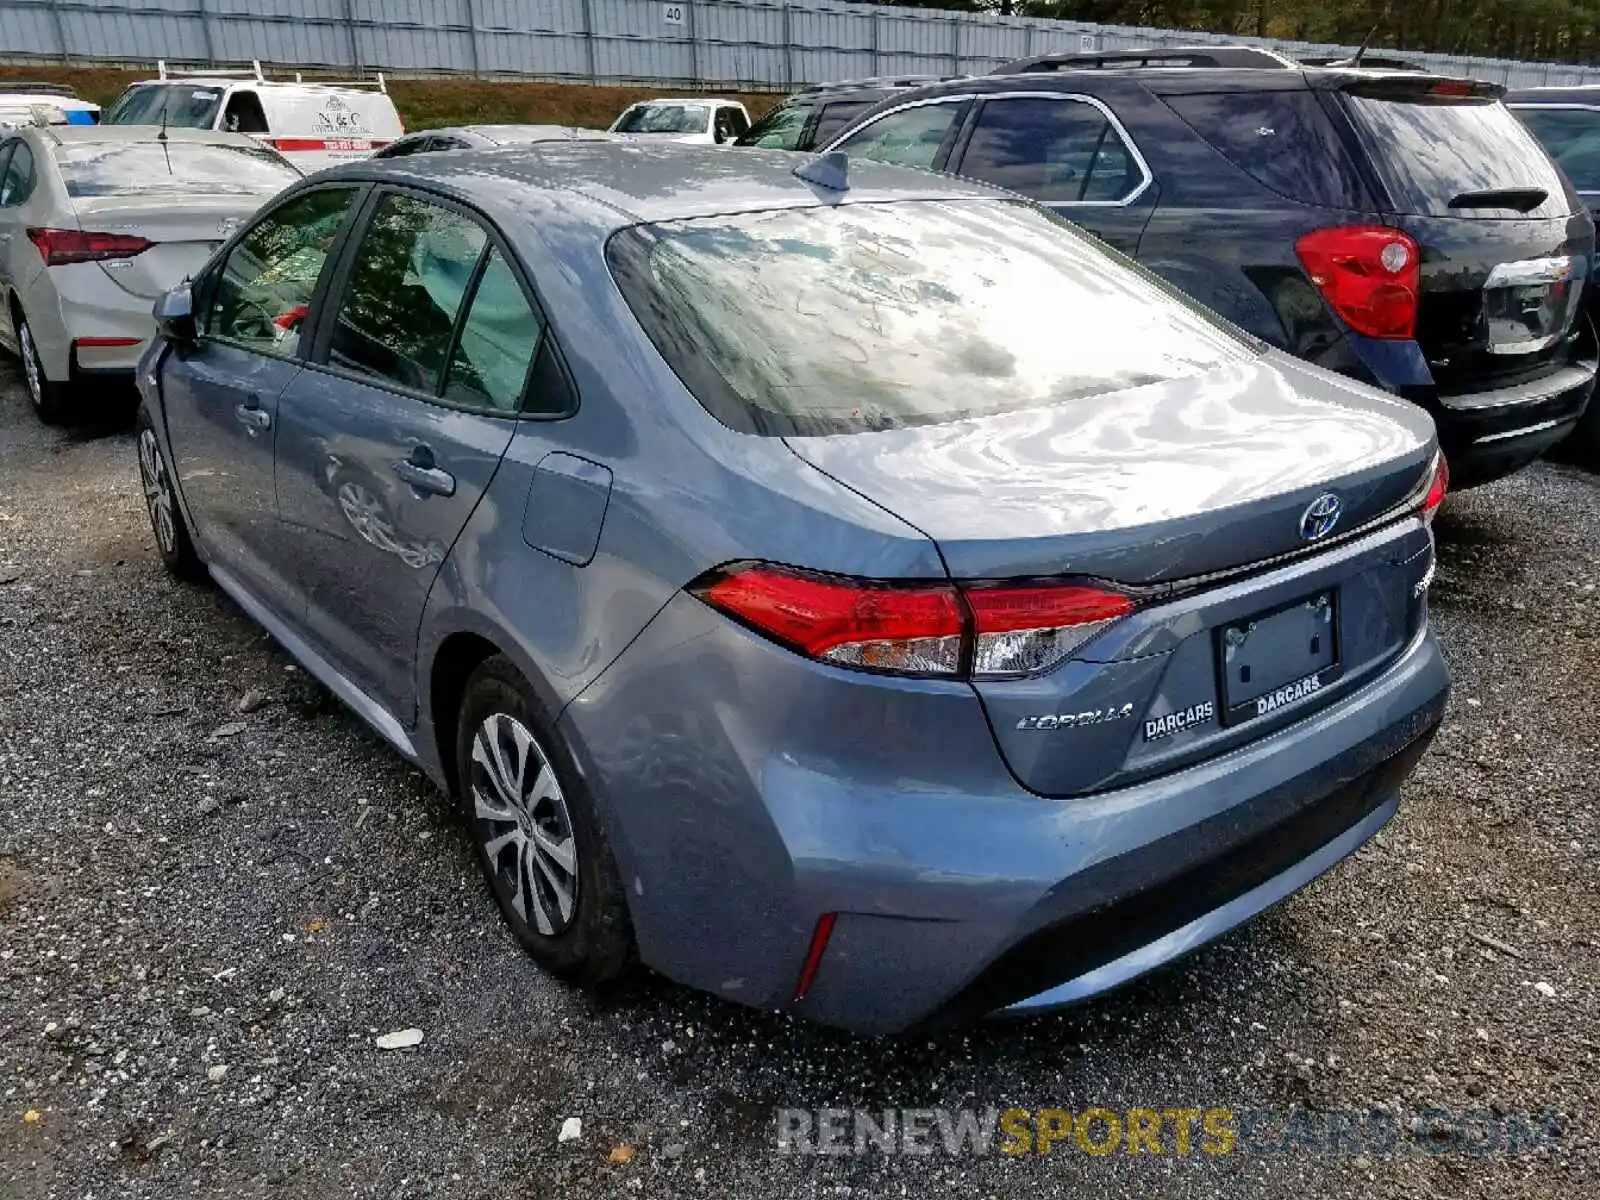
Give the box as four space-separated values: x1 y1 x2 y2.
1144 700 1215 742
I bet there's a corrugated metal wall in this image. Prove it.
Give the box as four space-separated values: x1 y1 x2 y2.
4 0 1599 91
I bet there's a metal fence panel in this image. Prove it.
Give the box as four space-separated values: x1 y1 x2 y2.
4 0 1600 90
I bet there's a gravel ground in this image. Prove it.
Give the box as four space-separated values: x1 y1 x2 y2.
0 370 1596 1200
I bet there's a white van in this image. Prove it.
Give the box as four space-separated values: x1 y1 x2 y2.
100 60 402 170
0 82 99 127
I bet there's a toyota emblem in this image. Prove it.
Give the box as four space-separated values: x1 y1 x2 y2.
1299 493 1343 541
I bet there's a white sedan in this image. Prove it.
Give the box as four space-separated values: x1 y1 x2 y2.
0 125 301 423
607 98 751 145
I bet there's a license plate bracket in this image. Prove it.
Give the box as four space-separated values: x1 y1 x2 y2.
1215 590 1341 727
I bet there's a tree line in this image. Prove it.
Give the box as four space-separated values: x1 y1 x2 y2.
876 1 1600 66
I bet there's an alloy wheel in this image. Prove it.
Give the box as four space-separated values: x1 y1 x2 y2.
19 322 42 410
470 712 580 937
137 427 177 556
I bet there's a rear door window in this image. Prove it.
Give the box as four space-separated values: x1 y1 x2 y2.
829 102 964 170
327 192 488 396
809 100 875 148
1344 94 1571 217
1514 106 1600 192
442 248 545 413
1162 89 1369 209
954 97 1144 204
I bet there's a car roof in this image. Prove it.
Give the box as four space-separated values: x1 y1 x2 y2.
861 64 1495 108
626 97 738 109
405 124 616 143
470 124 618 142
319 140 1010 229
781 79 951 106
125 76 392 103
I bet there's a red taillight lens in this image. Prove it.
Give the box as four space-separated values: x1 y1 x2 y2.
1422 452 1449 522
964 582 1137 676
696 563 965 675
1295 225 1421 340
693 563 1136 679
28 227 152 267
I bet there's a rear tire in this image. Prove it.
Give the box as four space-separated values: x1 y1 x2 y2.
135 408 203 581
16 314 69 426
454 656 634 986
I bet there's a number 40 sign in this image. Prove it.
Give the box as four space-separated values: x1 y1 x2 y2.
662 3 685 24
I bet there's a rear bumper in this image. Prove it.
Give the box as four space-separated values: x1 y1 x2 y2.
561 587 1450 1035
51 263 155 378
1310 326 1596 488
1428 358 1596 487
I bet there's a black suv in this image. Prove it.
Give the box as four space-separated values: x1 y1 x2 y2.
735 75 965 154
824 51 1599 480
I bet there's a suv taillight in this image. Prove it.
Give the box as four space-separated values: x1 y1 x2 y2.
28 228 152 267
692 562 1136 679
1295 225 1421 340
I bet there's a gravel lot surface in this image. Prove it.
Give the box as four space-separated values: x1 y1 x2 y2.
0 371 1596 1199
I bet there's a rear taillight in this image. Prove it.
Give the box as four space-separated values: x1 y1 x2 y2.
1421 452 1449 522
963 582 1136 676
28 227 152 267
692 563 1136 679
695 565 964 674
1295 225 1421 340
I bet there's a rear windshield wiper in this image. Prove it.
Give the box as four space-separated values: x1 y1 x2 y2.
1447 187 1547 213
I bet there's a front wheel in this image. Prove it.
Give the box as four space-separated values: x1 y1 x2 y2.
455 656 634 986
136 409 202 580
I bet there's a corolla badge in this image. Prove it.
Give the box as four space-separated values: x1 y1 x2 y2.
1299 492 1342 542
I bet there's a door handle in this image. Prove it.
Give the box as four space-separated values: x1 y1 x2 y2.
233 400 271 435
392 457 455 497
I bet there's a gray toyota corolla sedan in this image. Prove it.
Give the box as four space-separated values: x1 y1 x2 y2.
134 142 1450 1034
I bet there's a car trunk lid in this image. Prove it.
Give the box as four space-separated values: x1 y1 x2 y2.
69 195 257 300
783 352 1435 584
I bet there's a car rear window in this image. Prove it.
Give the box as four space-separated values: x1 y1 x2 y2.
607 200 1250 437
1343 95 1572 217
1514 106 1600 192
102 84 222 129
1162 90 1369 210
55 141 300 197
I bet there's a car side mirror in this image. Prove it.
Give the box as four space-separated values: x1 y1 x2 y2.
154 285 196 344
714 127 728 144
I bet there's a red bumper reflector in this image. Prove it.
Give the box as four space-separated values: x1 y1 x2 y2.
73 337 142 348
793 912 838 1002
